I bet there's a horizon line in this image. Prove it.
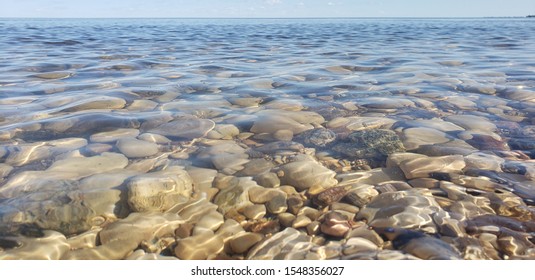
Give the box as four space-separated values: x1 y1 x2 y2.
0 16 530 20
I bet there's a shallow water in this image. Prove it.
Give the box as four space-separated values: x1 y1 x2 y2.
0 18 535 260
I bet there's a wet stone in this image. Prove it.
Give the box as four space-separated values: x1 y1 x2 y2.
116 138 159 158
0 230 70 260
278 160 338 192
356 189 446 233
174 231 224 260
297 128 337 148
213 177 257 214
376 228 462 260
398 155 466 179
229 232 264 254
148 117 215 139
332 129 405 160
247 228 317 260
89 128 140 143
320 211 351 238
242 204 267 220
126 166 193 212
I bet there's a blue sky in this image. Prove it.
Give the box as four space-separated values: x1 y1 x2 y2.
1 0 534 18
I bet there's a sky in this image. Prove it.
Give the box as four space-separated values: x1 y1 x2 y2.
1 0 534 18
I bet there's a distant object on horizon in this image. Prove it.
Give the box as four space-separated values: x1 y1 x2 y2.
527 15 535 18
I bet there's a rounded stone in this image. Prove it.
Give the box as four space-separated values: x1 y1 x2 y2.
174 231 224 260
116 138 159 158
229 232 264 254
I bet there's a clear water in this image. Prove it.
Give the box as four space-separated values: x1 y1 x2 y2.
1 18 535 260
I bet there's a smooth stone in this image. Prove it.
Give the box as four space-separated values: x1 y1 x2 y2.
408 178 441 189
47 152 128 179
464 152 505 171
399 155 466 179
4 138 87 167
160 99 231 115
386 153 427 168
90 128 140 143
213 177 257 214
377 228 461 260
148 117 215 139
278 213 296 228
359 97 415 109
63 96 126 112
210 124 240 140
174 231 224 260
343 237 379 255
247 228 317 260
185 167 217 195
66 229 100 250
194 211 224 233
306 221 321 236
292 215 312 228
250 110 324 135
273 129 294 141
0 230 70 260
401 127 453 150
336 168 406 186
320 211 350 237
248 187 287 204
242 204 267 220
127 99 158 111
445 115 497 132
393 119 464 132
347 224 384 246
278 160 338 192
227 97 263 107
137 133 172 144
116 137 159 158
82 143 114 155
297 207 321 220
102 213 181 242
169 197 218 224
0 163 13 178
197 141 249 173
237 159 274 177
331 202 359 214
32 72 73 80
127 166 193 212
357 189 446 233
326 116 396 131
254 172 281 188
229 232 264 254
215 219 245 242
251 115 312 136
264 99 305 111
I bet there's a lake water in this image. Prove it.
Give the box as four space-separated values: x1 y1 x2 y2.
0 18 534 260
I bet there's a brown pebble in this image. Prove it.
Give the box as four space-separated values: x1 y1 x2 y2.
293 215 312 228
313 186 348 207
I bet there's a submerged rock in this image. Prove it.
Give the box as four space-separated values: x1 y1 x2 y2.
126 166 193 212
278 160 338 192
332 129 405 160
375 227 462 260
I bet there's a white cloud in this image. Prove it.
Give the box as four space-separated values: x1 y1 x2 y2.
328 2 335 6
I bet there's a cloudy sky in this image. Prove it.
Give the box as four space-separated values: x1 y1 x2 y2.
1 0 534 18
